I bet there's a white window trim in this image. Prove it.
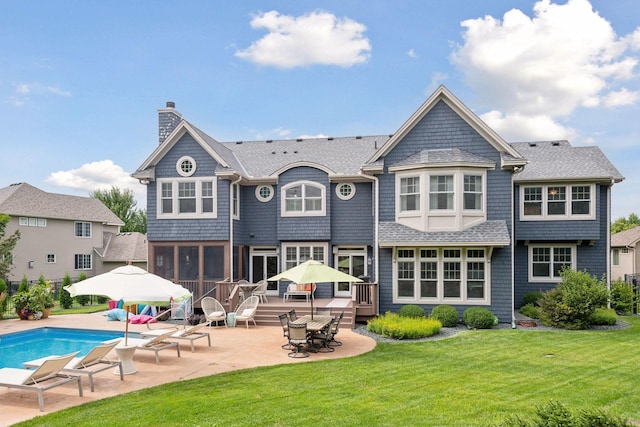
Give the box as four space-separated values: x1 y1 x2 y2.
74 221 92 238
281 181 326 217
46 254 56 264
528 244 577 282
335 183 356 201
392 247 491 305
281 242 328 271
395 169 487 230
255 185 274 202
232 183 240 220
520 183 596 221
176 156 196 177
157 177 218 219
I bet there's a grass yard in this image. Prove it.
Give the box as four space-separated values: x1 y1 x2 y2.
17 316 640 426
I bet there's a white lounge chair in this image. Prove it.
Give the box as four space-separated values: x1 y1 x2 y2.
23 340 123 392
201 296 227 326
283 283 315 302
233 296 259 328
0 352 82 412
252 280 269 303
141 322 211 352
119 329 181 364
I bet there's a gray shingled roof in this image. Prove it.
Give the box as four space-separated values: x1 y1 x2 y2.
97 231 148 262
390 148 495 169
218 135 390 178
379 220 511 246
0 183 124 225
611 226 640 248
511 141 624 182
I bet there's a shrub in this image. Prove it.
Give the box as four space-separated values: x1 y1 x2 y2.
519 303 539 319
430 304 459 327
398 304 426 318
463 307 496 329
367 312 442 339
522 291 543 306
75 272 90 306
497 399 630 427
588 308 617 326
59 273 74 309
0 278 7 319
610 279 634 315
18 275 29 293
537 268 609 330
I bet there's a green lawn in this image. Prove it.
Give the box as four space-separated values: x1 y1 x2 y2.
17 317 640 426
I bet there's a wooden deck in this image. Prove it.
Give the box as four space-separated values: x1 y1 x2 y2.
200 297 356 329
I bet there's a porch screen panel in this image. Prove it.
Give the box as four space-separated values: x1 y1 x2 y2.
204 246 224 280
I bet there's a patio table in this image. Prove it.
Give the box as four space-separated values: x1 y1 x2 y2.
291 315 331 332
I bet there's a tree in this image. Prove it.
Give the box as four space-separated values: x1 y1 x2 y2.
90 186 146 233
611 212 640 234
59 273 73 309
0 213 20 282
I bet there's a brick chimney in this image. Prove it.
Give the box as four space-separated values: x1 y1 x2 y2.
158 101 182 144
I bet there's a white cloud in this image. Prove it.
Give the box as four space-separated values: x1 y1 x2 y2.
235 10 371 68
255 127 292 140
450 0 640 140
8 82 71 106
603 88 640 107
407 49 418 58
46 160 146 208
426 72 448 94
297 133 329 140
480 110 575 141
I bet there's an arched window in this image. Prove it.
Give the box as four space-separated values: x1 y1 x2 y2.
281 181 326 217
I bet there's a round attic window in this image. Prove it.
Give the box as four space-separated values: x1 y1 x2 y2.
177 156 196 177
256 185 274 202
336 183 355 200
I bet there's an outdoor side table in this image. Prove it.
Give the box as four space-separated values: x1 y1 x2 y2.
227 312 236 327
114 344 137 375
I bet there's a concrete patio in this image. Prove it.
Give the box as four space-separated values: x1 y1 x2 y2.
0 312 376 426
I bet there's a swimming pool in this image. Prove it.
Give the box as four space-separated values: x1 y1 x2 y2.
0 327 130 369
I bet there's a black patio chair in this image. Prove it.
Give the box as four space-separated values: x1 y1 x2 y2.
328 312 344 347
287 322 309 358
278 313 293 350
288 309 298 321
310 317 335 353
315 307 332 316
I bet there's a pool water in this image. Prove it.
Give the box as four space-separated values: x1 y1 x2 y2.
0 327 128 369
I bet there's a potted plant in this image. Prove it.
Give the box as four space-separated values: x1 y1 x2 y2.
32 281 55 318
12 291 32 320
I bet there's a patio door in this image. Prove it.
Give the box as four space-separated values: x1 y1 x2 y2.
250 247 279 296
334 247 366 297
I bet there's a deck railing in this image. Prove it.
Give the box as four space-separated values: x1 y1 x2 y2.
352 282 378 318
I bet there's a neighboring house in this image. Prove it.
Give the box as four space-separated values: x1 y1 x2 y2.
94 231 148 275
0 183 132 285
132 86 623 322
611 226 640 282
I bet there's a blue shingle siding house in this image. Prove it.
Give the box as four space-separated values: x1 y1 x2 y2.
133 86 623 323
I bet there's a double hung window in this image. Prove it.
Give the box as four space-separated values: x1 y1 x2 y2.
281 182 325 216
521 184 594 220
75 222 91 238
157 178 217 218
529 245 575 281
394 247 488 303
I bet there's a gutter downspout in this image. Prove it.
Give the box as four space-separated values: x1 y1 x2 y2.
358 172 380 284
606 179 613 293
511 166 524 329
229 175 242 281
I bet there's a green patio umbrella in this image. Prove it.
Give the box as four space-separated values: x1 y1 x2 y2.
268 260 362 319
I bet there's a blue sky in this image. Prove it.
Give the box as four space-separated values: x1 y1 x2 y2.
1 0 638 220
